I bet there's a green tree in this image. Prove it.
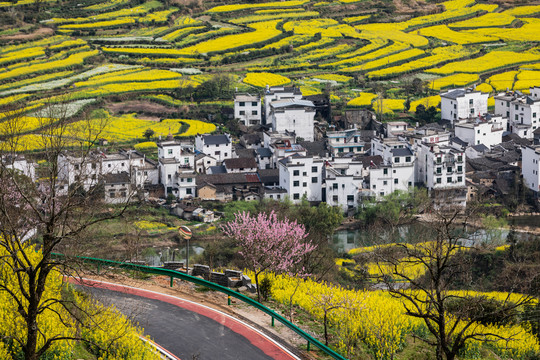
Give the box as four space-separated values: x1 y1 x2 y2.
143 128 155 140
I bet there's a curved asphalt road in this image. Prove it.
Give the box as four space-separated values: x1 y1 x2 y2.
74 279 299 360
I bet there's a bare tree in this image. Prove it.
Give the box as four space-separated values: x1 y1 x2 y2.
0 102 132 360
372 208 536 360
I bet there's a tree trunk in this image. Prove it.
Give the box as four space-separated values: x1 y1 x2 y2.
25 294 38 360
255 272 261 303
323 313 329 346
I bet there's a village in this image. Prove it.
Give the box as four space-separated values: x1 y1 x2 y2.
8 85 540 219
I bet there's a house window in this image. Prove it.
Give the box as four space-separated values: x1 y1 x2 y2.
293 181 300 187
121 191 126 197
405 156 411 162
436 157 442 164
477 129 480 134
239 102 245 106
144 171 148 176
186 188 192 194
108 164 111 168
383 168 388 175
394 157 400 163
457 155 463 162
121 163 125 167
311 177 317 183
303 182 307 187
333 183 338 190
436 167 442 174
293 170 300 176
187 178 192 182
92 163 96 169
252 102 257 106
469 99 474 106
303 172 307 176
168 174 172 180
534 113 537 118
470 108 475 114
293 193 300 200
215 151 220 156
332 195 338 202
109 192 115 198
372 185 376 189
436 178 442 184
74 164 79 170
347 195 354 202
239 111 245 115
447 177 452 183
252 110 258 115
515 104 518 110
394 178 398 184
383 181 387 185
312 166 317 172
447 166 452 173
277 195 281 199
457 176 463 182
457 165 462 172
168 149 173 155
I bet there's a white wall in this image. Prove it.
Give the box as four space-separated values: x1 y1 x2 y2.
271 108 315 141
522 146 540 192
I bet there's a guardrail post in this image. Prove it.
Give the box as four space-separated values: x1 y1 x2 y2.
170 276 174 287
271 316 274 327
228 295 231 305
307 340 310 351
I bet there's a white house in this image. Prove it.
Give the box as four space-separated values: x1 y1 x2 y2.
264 86 303 122
441 88 488 124
195 134 232 162
324 159 365 212
269 99 316 141
522 145 540 193
385 121 409 138
454 115 504 148
234 93 261 126
3 155 36 182
223 158 258 173
327 127 366 156
195 153 217 174
278 155 324 203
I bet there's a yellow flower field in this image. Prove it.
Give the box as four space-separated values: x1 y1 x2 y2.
417 25 499 44
75 69 183 87
429 73 480 90
487 71 518 91
502 4 540 17
313 74 352 82
340 48 425 73
514 70 540 91
449 12 517 29
347 92 378 107
230 11 319 24
475 83 493 93
409 95 441 112
207 0 309 13
325 41 409 68
368 46 478 78
426 50 540 75
161 26 206 42
243 72 290 87
373 98 406 114
58 18 136 30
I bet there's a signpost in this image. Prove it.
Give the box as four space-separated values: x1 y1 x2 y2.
178 225 192 272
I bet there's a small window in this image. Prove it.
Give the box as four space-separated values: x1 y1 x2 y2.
347 195 354 202
457 155 463 162
239 111 245 115
187 178 192 183
383 180 387 185
239 102 245 106
108 164 111 168
457 165 462 172
436 167 442 174
91 163 96 169
252 110 258 115
394 178 398 184
469 99 473 105
457 176 462 182
447 167 452 173
168 149 173 155
293 181 300 187
405 156 411 162
252 102 257 106
186 188 192 194
394 157 400 163
303 172 307 176
383 168 388 175
303 182 307 187
121 191 126 197
436 178 442 184
332 183 338 190
168 174 172 180
311 177 317 183
293 170 300 176
447 177 452 183
293 193 300 200
312 166 317 172
332 195 338 202
109 192 115 198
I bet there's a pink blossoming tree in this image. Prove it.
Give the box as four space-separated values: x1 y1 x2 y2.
221 211 316 302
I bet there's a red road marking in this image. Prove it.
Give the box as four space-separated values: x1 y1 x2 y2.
70 278 298 360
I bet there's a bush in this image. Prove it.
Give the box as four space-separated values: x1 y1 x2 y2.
259 276 273 301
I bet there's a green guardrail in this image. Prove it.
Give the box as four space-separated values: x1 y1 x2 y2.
52 253 347 360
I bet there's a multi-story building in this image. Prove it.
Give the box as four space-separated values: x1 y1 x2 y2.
278 155 324 203
234 93 261 126
158 138 196 199
416 143 467 207
269 99 316 141
495 90 540 139
326 127 366 156
264 86 303 122
441 88 488 124
454 114 504 148
195 134 232 162
522 145 540 193
324 159 364 212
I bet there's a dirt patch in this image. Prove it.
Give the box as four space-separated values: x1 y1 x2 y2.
106 100 180 120
0 27 53 41
82 271 314 359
